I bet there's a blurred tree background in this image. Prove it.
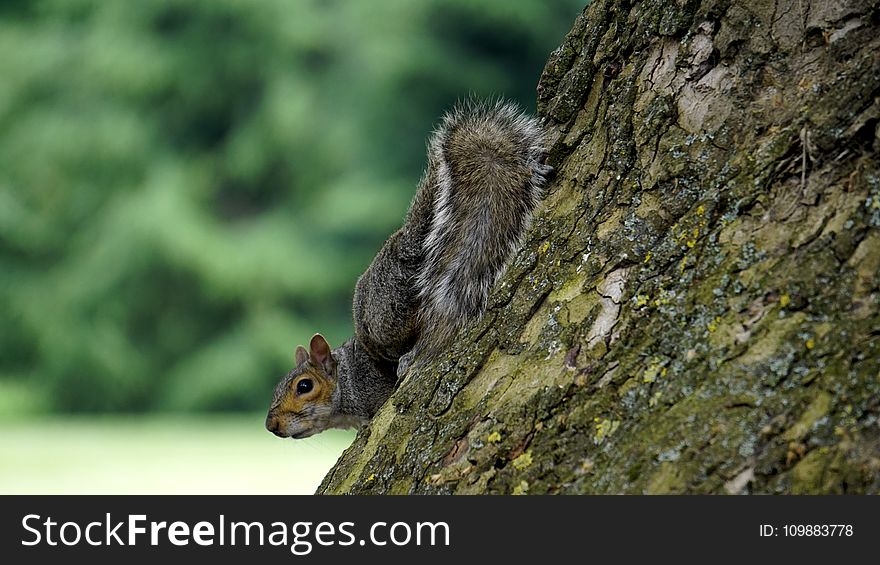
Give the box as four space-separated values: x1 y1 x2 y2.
0 0 585 416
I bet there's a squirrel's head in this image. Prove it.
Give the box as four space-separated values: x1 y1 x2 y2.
265 333 338 439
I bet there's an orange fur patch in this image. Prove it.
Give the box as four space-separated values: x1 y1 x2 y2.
275 366 336 417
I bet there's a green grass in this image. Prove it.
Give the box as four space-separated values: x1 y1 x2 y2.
0 415 355 494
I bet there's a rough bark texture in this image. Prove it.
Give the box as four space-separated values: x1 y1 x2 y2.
319 0 880 494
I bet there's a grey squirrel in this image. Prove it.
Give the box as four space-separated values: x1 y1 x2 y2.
265 99 549 439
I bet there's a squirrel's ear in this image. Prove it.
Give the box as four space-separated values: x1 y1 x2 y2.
309 333 335 373
295 345 309 367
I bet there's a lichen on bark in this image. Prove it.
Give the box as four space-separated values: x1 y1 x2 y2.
319 0 880 494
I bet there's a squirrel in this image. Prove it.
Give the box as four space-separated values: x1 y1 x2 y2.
265 99 549 439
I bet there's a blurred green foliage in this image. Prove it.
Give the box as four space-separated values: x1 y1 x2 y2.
0 0 584 414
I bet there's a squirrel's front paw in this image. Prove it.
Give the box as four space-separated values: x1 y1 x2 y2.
397 350 416 379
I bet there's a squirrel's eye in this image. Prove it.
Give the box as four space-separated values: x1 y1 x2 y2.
296 379 313 395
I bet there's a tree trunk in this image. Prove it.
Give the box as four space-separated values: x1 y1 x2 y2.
318 0 880 494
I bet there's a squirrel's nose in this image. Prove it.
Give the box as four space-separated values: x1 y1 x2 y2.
265 415 283 436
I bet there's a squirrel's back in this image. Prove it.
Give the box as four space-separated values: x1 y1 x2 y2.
416 100 549 353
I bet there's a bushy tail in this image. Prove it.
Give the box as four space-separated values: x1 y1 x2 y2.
415 99 549 355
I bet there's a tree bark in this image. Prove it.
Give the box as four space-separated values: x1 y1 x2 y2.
319 0 880 494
